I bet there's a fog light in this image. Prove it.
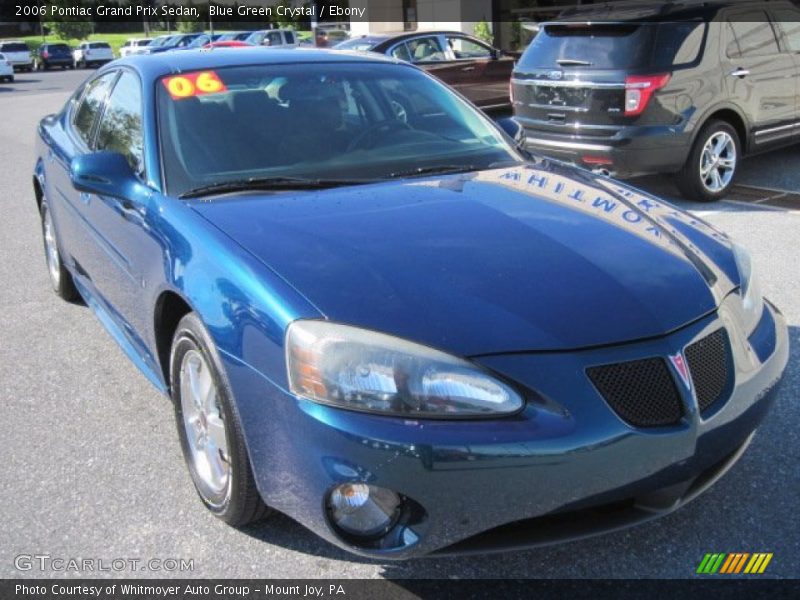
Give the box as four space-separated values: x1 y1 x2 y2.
328 484 401 538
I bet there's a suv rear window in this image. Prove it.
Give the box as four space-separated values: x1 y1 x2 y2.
0 43 29 53
89 43 111 49
48 44 70 52
516 22 706 70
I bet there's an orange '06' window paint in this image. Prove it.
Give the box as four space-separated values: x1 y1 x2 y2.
162 71 227 100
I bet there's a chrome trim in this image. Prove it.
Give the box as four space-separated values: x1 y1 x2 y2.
524 137 612 152
512 77 625 89
753 122 800 141
518 102 590 113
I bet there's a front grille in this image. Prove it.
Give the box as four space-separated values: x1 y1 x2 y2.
587 358 683 427
686 328 730 413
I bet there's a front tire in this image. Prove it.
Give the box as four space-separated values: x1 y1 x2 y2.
676 120 740 202
170 312 271 527
40 201 80 302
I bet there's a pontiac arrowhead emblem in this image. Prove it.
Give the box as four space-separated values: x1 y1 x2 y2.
669 352 692 390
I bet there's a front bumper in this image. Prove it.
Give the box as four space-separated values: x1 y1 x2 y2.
224 300 788 559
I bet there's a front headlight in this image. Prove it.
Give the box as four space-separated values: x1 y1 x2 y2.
732 242 763 334
285 320 524 417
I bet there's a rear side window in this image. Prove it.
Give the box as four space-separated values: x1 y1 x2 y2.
773 12 800 51
726 13 780 57
96 71 144 175
1 43 29 52
284 31 295 44
73 72 116 146
516 22 706 70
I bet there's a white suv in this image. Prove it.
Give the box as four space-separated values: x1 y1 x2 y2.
119 38 151 58
73 42 114 68
0 41 32 72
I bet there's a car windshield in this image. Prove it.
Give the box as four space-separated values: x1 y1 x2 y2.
89 42 111 49
149 36 173 47
135 40 151 47
157 62 521 197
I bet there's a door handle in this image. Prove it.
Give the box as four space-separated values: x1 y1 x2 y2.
729 68 750 78
79 192 91 204
461 66 476 72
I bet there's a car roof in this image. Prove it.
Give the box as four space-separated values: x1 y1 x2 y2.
110 47 405 81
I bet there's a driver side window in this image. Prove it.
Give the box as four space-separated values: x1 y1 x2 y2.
95 71 145 176
73 72 116 147
446 36 492 59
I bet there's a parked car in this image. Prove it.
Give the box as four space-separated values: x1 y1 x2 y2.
141 34 175 54
33 48 788 559
73 42 114 68
203 41 252 49
146 33 204 54
0 52 14 82
214 31 253 42
181 34 221 50
244 29 298 48
335 31 515 110
33 43 74 70
511 0 800 201
119 38 151 58
0 41 32 71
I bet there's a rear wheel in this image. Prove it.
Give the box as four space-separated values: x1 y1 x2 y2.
676 120 740 202
40 201 80 302
170 312 271 527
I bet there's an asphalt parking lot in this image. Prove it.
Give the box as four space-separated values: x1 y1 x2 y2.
1 68 798 579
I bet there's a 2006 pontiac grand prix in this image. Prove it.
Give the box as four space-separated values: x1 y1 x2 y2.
33 48 788 558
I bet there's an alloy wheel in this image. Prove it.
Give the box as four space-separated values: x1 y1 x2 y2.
179 349 231 503
42 206 61 289
699 131 736 193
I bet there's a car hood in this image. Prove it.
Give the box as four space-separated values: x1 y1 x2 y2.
190 162 739 356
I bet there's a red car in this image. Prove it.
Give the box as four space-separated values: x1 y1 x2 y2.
203 41 253 49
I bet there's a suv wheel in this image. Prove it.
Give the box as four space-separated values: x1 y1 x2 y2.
170 312 271 527
677 120 740 202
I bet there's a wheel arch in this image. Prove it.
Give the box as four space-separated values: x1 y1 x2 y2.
153 289 194 391
691 105 749 155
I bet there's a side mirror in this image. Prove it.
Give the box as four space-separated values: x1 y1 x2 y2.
496 116 523 143
70 151 139 199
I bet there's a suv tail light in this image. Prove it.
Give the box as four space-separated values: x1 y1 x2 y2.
41 50 49 58
624 74 671 117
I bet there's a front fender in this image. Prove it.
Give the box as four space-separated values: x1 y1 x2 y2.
146 197 322 392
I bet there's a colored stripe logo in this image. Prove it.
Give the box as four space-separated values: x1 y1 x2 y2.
697 553 773 574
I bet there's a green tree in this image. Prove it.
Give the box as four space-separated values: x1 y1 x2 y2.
474 20 493 45
44 20 93 41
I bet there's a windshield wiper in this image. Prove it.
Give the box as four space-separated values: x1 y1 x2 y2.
179 176 371 199
556 59 593 66
387 165 479 179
